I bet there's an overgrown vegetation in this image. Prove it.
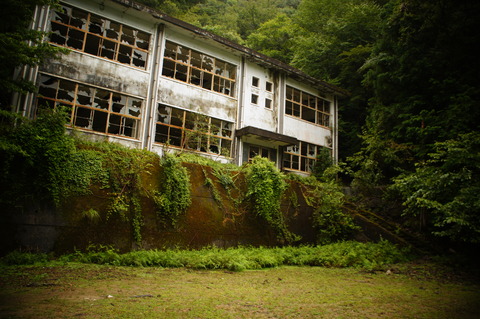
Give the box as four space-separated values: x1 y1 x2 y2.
244 157 300 244
1 240 411 271
154 153 191 227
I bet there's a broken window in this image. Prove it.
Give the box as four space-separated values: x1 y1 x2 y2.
162 41 237 97
285 86 331 127
49 4 150 69
154 104 233 157
36 74 142 138
283 142 330 173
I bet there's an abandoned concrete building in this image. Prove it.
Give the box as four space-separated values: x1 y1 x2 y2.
15 0 347 175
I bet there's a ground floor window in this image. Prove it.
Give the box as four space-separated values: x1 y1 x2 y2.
248 145 275 162
154 104 233 157
283 141 330 173
36 74 143 138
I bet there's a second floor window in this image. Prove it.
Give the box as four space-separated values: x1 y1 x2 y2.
162 41 237 97
285 86 331 127
49 4 151 69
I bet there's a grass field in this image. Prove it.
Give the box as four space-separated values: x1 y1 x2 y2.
1 260 479 318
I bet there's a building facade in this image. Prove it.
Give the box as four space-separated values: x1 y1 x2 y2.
15 0 347 175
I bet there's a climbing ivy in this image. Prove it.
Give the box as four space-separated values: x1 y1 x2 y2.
154 153 191 227
244 156 300 244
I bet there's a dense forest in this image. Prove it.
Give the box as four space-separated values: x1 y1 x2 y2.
1 0 479 245
134 0 480 244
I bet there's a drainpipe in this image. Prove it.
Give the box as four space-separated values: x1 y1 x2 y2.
143 24 164 151
333 95 339 164
234 56 246 166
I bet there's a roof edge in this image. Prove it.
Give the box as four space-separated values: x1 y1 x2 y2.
109 0 349 97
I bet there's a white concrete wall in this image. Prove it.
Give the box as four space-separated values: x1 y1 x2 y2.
241 62 277 131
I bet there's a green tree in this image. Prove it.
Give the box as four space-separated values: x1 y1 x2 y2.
392 132 480 243
362 0 480 166
0 0 66 109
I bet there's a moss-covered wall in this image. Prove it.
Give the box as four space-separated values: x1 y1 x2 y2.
1 162 317 254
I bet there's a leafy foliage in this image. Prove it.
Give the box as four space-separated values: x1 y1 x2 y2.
0 0 67 108
244 157 299 243
154 153 192 227
392 133 480 243
59 240 410 271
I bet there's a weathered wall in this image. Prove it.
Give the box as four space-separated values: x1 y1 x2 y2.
0 163 316 254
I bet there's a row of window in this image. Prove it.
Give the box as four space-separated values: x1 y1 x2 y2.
36 74 143 138
283 142 329 173
286 86 331 127
35 75 327 172
155 105 233 156
48 5 331 124
50 4 150 69
162 41 237 97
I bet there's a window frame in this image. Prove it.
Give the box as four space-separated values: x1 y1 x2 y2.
35 74 143 139
155 104 233 157
48 3 151 69
283 142 329 173
285 86 331 127
161 41 237 97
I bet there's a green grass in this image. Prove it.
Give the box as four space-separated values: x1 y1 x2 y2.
0 262 478 318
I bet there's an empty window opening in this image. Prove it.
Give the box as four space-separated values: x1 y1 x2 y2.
251 94 259 105
252 76 259 87
266 81 273 92
265 98 272 109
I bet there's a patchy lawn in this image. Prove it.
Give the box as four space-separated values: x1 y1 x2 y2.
1 262 479 318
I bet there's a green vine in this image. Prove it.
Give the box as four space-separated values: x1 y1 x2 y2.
244 157 300 244
154 153 191 227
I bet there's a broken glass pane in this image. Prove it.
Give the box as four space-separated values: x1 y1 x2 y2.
104 21 120 40
101 39 116 59
89 16 104 35
170 108 184 127
74 107 92 128
57 80 75 102
164 41 177 59
136 31 150 50
202 56 213 71
38 75 58 98
94 89 110 110
77 85 93 106
123 117 136 137
121 26 135 45
127 98 142 117
118 45 132 64
157 105 171 124
71 8 87 29
53 6 71 24
132 49 147 68
111 93 126 113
